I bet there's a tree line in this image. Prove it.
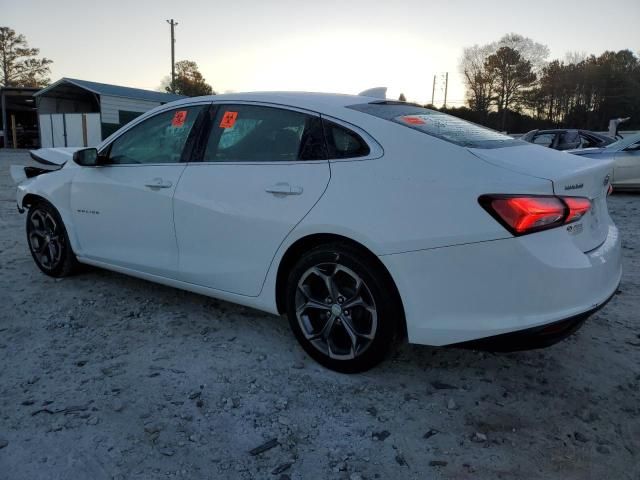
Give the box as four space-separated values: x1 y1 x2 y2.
3 26 638 133
454 33 640 133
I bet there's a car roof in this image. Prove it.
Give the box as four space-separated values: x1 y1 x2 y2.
168 91 376 116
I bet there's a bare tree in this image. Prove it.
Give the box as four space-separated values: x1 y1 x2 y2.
564 51 589 65
398 93 406 102
496 33 549 73
0 26 52 87
459 44 495 118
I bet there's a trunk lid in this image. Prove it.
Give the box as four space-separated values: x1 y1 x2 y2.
469 144 613 252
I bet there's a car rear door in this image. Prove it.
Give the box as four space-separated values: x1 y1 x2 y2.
70 104 207 277
173 103 330 296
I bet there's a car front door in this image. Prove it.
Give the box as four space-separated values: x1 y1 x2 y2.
70 104 207 277
173 103 330 296
614 141 640 186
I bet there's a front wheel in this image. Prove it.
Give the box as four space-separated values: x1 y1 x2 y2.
286 243 401 373
26 202 78 277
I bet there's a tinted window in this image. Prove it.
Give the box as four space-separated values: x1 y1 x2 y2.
348 101 523 149
579 134 599 149
557 131 580 150
323 121 370 159
532 133 555 147
107 106 203 164
203 105 326 162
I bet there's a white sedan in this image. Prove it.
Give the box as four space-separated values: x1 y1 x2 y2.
13 91 622 372
568 132 640 191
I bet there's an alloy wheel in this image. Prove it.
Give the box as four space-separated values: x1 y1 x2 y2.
28 209 63 271
295 263 378 360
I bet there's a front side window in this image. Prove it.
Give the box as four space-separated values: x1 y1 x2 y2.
203 105 326 162
107 106 204 164
579 134 599 149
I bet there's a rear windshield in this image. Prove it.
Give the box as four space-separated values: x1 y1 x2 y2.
347 102 524 149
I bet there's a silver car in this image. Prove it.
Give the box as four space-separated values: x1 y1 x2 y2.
521 129 615 151
568 133 640 191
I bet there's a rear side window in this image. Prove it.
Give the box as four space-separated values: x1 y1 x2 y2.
203 105 326 162
323 120 370 159
348 102 523 149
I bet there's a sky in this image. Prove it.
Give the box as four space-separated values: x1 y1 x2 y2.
2 0 639 106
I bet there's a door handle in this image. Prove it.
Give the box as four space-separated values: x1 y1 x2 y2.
265 182 303 195
145 178 173 189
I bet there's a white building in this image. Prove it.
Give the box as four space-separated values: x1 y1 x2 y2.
35 78 184 147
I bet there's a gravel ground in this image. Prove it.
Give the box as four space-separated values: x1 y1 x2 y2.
0 149 639 480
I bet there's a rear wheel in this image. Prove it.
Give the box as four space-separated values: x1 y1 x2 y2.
286 243 401 373
26 202 78 277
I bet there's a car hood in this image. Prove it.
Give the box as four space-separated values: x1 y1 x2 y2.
29 147 83 166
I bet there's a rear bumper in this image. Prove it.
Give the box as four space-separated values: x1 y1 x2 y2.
380 223 622 347
452 287 617 351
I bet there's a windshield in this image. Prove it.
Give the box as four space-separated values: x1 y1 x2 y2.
347 102 525 149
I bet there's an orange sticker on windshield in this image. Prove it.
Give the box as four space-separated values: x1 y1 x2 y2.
401 116 426 125
172 110 188 127
219 111 238 129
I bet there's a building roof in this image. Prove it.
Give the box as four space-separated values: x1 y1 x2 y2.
34 77 185 103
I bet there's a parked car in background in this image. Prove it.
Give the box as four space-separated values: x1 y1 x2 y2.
568 132 640 191
11 92 621 372
521 129 615 151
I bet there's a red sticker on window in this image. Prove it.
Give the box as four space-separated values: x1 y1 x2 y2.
219 111 238 129
172 110 188 127
401 116 426 125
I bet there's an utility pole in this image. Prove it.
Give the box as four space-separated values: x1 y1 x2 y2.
166 19 178 93
431 75 436 106
443 72 449 109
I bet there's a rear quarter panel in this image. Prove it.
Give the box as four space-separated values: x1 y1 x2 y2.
295 122 554 255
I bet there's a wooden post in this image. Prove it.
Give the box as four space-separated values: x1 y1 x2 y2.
11 114 17 149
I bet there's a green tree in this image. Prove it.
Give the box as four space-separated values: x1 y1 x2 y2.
0 26 52 87
485 47 536 130
166 60 214 97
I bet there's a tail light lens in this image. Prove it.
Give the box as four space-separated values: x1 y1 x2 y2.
479 195 591 236
563 197 591 223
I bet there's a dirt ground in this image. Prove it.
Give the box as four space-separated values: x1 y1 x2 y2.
0 149 638 480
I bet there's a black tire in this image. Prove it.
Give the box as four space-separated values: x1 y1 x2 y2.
26 201 78 277
286 243 402 373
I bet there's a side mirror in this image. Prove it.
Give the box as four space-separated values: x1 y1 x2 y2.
73 148 99 166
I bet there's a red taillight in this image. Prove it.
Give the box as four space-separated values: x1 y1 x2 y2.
479 195 591 236
563 197 591 223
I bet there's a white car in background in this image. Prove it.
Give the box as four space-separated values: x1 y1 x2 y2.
12 91 622 372
568 132 640 191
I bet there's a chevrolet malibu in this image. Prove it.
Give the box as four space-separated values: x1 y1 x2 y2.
12 91 622 372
